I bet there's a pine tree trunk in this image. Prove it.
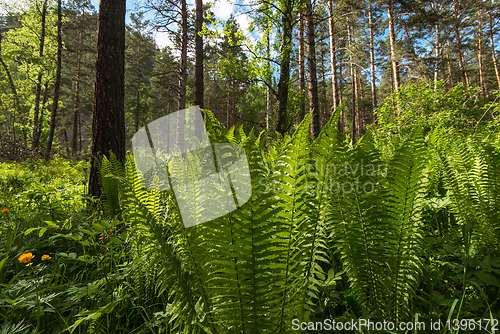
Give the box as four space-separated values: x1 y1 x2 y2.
44 0 63 160
478 10 487 102
453 0 467 87
368 0 377 119
298 12 305 124
489 11 500 90
305 0 320 137
194 0 203 108
321 48 328 127
88 0 126 197
328 0 340 120
72 28 83 155
276 0 294 136
176 0 188 151
32 0 48 151
438 26 447 91
266 16 271 130
434 24 439 87
338 52 344 134
227 80 232 129
387 0 400 91
348 22 356 144
178 0 188 111
446 41 454 87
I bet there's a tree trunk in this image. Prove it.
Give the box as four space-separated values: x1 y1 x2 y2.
489 11 500 90
320 48 328 127
338 52 344 134
0 34 22 140
368 0 377 120
387 0 400 91
135 44 141 133
298 12 305 124
305 0 320 137
446 41 454 87
44 0 62 160
453 0 467 87
478 10 487 102
32 0 48 151
328 0 340 117
276 0 294 136
439 26 447 91
227 78 232 128
348 22 356 144
72 28 83 155
266 15 272 130
176 0 188 151
194 0 203 108
434 24 439 88
356 71 364 140
88 0 126 197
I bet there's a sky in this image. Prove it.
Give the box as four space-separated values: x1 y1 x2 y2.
87 0 252 50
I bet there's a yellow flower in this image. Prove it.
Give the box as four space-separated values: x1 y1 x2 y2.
18 252 35 263
1 208 8 213
41 254 51 261
25 262 33 267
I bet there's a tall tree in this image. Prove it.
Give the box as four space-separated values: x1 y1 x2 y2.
305 0 319 137
88 0 126 198
31 0 48 151
275 0 296 136
368 0 377 115
297 12 305 124
328 0 339 113
453 0 468 86
489 9 500 90
44 0 62 160
387 0 400 91
477 8 487 101
194 0 203 108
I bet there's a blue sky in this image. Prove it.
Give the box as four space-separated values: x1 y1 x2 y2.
89 0 252 49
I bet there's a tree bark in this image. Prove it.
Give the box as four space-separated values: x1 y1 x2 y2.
434 24 439 88
320 47 328 128
387 0 400 91
88 0 126 197
338 50 344 134
276 0 294 136
489 11 500 90
266 14 272 130
194 0 203 108
72 27 83 155
478 10 487 102
453 0 467 87
298 12 305 124
176 0 188 151
32 0 48 151
446 40 454 87
368 0 377 119
0 34 22 140
44 0 62 160
348 22 356 144
305 0 320 137
328 0 339 116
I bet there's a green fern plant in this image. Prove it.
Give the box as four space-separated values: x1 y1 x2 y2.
90 109 500 333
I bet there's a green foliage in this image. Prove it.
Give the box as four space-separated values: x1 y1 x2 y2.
2 105 500 333
373 81 486 140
